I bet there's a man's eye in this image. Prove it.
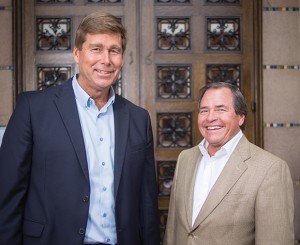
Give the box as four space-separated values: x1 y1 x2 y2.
91 48 102 52
110 49 121 55
199 110 208 114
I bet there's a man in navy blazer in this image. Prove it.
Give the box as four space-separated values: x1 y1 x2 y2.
0 12 159 245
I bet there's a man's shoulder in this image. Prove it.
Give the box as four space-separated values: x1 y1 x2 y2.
240 136 287 167
178 146 199 160
115 94 148 114
19 80 72 99
249 141 282 160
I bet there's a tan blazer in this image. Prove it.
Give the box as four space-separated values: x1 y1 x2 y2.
164 136 294 245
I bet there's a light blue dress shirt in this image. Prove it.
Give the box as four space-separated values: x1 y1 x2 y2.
72 76 117 244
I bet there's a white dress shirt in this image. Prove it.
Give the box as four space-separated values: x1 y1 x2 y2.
72 76 117 244
192 130 243 225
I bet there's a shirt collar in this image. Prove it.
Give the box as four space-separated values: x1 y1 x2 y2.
199 130 243 157
72 75 115 111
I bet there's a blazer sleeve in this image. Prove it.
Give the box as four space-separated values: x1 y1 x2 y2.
163 151 181 245
140 112 160 245
0 93 33 244
255 158 294 244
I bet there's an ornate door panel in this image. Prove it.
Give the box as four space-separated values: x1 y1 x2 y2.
19 1 260 244
138 1 259 242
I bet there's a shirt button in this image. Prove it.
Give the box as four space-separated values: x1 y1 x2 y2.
78 228 85 235
103 213 107 217
106 238 110 243
82 196 89 202
102 187 107 191
101 162 105 166
99 137 103 141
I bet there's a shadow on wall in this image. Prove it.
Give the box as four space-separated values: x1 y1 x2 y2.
0 127 5 146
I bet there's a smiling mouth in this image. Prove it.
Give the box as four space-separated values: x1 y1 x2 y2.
207 126 222 130
95 69 114 75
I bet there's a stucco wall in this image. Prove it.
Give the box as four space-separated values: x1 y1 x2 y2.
262 0 300 241
0 0 13 126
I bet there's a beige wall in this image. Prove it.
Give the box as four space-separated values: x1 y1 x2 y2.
0 0 13 126
262 0 300 241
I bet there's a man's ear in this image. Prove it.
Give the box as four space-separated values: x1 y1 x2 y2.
73 47 79 64
239 114 245 127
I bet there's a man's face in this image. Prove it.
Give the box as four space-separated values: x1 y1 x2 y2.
198 87 245 155
73 32 124 95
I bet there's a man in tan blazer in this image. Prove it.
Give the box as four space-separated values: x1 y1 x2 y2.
164 82 294 245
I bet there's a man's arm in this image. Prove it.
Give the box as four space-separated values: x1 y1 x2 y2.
140 112 160 245
255 159 294 244
0 93 33 244
163 151 182 245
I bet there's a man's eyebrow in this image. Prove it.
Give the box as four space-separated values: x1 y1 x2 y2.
199 105 227 109
199 105 208 110
215 105 230 110
110 45 122 50
88 43 121 50
88 43 103 48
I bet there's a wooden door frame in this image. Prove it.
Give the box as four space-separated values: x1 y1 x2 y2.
12 0 23 107
253 0 263 148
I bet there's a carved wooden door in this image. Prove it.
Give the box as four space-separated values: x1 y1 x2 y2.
138 1 260 242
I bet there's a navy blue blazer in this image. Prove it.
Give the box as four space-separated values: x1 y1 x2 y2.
0 78 160 245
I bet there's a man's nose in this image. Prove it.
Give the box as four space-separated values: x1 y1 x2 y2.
206 110 217 121
100 50 111 64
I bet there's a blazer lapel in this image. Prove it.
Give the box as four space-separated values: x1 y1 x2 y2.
54 79 89 181
192 136 250 231
183 146 202 229
113 95 129 199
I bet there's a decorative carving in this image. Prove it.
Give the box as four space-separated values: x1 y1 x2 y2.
37 66 71 90
157 18 190 50
37 17 71 51
207 17 240 51
157 65 191 99
206 64 241 87
157 112 192 148
157 161 176 197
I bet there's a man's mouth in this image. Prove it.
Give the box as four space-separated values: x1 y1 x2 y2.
95 69 114 74
207 126 222 130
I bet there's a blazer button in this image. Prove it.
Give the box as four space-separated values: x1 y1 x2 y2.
82 196 89 202
78 228 85 235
